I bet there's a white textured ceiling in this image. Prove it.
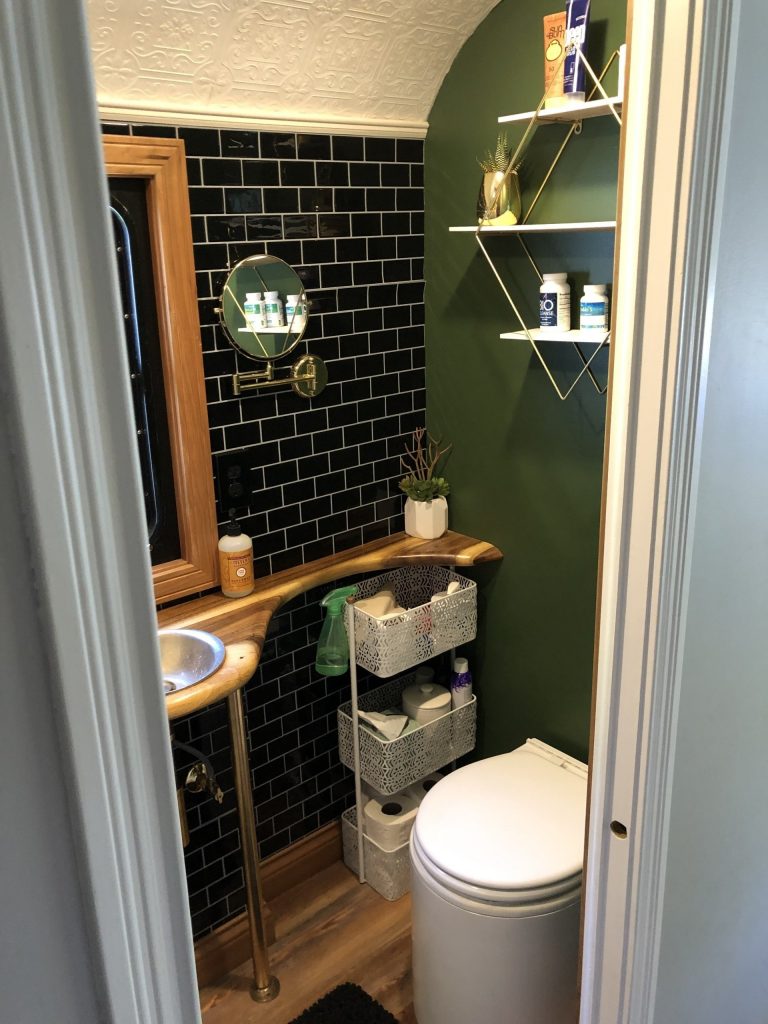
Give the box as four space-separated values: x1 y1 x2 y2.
87 0 501 136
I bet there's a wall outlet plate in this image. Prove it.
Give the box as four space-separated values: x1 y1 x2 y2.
214 451 254 516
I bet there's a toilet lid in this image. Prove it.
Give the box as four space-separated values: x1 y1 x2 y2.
413 740 588 892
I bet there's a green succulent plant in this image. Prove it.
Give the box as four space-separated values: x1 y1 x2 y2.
399 475 451 502
478 131 522 179
399 427 452 503
479 131 511 173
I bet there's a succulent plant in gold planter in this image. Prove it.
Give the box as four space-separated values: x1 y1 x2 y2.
477 132 522 225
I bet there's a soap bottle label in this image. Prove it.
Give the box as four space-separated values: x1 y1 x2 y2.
220 550 254 594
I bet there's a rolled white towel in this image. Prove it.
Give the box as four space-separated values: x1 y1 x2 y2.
354 588 406 619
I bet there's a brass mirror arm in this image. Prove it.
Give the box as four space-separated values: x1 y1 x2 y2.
234 371 315 393
231 362 272 395
232 354 327 399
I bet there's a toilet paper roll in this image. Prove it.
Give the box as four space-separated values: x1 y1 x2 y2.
363 793 419 852
363 781 416 810
405 772 444 804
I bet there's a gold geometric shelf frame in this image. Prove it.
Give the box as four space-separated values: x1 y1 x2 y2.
473 46 623 401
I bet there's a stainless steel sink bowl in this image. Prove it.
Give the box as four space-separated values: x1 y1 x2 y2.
158 628 226 695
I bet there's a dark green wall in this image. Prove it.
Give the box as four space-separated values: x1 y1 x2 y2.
425 0 626 761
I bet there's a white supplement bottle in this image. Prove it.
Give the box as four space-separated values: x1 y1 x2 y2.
243 291 264 330
539 272 571 333
263 290 285 328
580 283 609 331
284 293 306 331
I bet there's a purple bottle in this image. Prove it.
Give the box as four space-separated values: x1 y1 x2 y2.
450 657 473 709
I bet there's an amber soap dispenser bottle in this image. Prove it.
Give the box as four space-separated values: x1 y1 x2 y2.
218 512 255 598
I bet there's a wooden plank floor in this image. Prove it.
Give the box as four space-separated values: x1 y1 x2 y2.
200 860 415 1024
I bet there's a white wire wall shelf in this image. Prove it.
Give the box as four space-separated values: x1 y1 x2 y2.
449 221 616 233
498 95 622 125
501 329 610 345
453 44 623 401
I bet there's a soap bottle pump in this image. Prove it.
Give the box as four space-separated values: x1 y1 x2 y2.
315 586 357 676
218 511 255 598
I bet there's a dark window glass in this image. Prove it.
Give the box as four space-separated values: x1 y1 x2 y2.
109 179 181 564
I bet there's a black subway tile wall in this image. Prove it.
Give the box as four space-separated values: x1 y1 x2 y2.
104 122 425 939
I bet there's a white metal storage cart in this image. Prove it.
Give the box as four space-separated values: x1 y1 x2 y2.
338 565 479 899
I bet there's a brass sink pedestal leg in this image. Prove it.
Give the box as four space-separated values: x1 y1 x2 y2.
227 688 280 1003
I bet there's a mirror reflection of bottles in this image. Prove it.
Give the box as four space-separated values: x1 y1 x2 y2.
219 254 309 362
263 290 285 328
244 292 264 330
285 294 306 332
539 273 571 334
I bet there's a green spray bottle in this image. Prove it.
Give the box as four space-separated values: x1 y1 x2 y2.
315 585 357 676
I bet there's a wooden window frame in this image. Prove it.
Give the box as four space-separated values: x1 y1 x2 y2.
103 136 218 603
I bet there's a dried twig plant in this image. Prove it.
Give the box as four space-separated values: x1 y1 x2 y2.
399 427 452 502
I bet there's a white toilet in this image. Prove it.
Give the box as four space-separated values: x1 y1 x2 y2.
410 738 588 1024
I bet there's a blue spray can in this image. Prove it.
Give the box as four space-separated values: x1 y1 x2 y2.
563 0 591 102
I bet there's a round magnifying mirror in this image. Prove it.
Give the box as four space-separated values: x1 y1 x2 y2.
219 254 308 362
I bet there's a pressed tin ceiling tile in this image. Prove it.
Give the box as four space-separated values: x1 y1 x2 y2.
87 0 501 131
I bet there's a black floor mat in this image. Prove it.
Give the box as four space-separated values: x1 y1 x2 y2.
288 982 399 1024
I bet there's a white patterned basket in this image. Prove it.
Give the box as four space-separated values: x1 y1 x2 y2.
341 806 411 901
338 675 477 795
350 567 477 678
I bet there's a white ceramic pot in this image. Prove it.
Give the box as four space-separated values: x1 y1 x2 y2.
404 497 448 540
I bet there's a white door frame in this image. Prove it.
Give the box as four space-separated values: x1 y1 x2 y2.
0 0 743 1020
580 1 740 1021
0 2 200 1021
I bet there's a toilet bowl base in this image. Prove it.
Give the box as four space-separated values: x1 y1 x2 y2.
410 840 580 1024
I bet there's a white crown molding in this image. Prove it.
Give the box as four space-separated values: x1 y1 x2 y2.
99 102 429 138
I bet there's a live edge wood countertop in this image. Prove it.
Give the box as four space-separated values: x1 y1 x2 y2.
161 529 502 721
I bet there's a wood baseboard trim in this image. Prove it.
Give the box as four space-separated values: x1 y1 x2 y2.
194 821 342 988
